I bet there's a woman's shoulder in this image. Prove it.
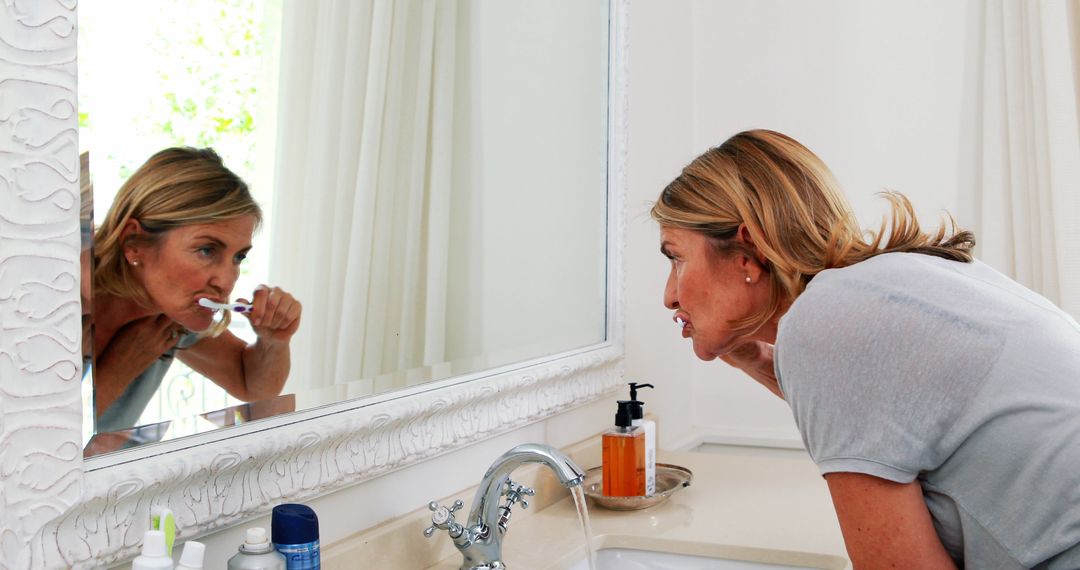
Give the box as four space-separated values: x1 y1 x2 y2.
811 251 946 285
798 252 994 306
788 254 918 316
781 253 985 343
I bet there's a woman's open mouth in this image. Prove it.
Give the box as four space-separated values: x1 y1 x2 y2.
674 314 691 337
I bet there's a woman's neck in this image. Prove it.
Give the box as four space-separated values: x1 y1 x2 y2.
751 301 791 346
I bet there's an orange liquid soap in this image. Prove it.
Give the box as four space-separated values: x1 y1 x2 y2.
601 400 646 497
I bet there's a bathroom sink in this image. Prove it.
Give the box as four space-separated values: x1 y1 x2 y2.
567 544 847 570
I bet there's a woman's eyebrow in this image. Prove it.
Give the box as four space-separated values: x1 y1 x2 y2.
194 235 252 250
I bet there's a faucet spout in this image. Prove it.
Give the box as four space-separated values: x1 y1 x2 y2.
456 443 584 570
481 443 586 489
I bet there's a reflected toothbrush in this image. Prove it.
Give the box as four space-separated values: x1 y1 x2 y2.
198 298 253 313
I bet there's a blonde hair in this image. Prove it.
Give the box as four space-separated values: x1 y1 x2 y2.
94 147 262 334
651 129 975 338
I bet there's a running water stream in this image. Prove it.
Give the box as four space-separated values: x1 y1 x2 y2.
571 486 597 570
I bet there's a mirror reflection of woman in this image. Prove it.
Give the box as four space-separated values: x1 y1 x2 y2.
653 130 1080 568
90 147 301 433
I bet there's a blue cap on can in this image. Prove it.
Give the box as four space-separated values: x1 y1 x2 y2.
272 503 319 545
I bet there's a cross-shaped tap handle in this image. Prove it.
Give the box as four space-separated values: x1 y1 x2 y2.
503 480 536 510
423 499 465 538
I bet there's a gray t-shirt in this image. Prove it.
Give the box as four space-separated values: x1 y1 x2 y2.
775 252 1080 568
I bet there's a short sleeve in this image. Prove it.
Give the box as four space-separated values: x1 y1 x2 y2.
776 272 1005 483
167 331 203 355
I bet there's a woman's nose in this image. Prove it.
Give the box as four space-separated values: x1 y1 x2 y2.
208 263 239 293
663 269 678 310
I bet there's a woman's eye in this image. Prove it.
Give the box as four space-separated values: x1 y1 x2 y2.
234 253 248 265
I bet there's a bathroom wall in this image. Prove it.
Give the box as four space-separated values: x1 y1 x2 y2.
109 0 979 565
625 0 973 450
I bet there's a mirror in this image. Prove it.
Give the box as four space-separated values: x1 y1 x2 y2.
79 0 611 455
7 0 623 563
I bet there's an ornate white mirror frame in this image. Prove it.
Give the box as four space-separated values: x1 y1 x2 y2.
0 1 627 567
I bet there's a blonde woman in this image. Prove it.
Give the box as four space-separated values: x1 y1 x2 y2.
91 147 301 433
653 130 1080 569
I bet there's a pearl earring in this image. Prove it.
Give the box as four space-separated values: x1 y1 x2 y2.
745 275 751 283
130 259 139 267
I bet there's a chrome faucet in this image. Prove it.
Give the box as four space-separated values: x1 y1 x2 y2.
424 443 586 570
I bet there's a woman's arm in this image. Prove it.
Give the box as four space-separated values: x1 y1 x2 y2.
176 330 289 401
825 472 957 569
177 285 301 402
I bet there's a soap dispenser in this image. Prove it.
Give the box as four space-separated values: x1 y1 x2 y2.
602 400 645 496
628 382 657 496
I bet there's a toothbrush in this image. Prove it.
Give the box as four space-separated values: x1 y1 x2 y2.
676 317 686 329
198 298 253 313
150 506 176 554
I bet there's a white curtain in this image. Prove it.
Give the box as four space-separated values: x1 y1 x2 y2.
959 0 1080 319
269 0 457 391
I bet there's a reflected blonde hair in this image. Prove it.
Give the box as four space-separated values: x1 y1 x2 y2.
94 147 261 334
651 129 975 338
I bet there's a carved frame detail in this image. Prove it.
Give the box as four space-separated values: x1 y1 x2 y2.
1 0 628 567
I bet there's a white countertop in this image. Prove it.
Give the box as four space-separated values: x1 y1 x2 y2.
426 447 849 569
323 443 850 569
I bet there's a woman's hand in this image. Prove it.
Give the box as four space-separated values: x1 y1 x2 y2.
239 285 302 344
179 286 301 403
94 314 184 415
100 314 184 370
721 341 783 399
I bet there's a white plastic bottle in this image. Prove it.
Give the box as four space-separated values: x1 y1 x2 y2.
132 530 175 570
628 382 657 496
640 412 657 496
176 540 206 570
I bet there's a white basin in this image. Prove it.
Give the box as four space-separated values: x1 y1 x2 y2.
568 547 841 570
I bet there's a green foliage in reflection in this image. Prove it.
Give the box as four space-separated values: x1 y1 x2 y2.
148 0 265 174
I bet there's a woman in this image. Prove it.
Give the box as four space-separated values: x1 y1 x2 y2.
653 130 1080 568
90 147 302 433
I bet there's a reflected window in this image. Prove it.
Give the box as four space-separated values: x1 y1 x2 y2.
78 0 282 441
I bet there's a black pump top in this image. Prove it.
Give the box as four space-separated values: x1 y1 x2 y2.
628 382 654 402
615 400 636 428
628 383 654 420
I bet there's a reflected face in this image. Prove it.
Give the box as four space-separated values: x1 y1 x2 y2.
660 227 758 361
132 215 256 331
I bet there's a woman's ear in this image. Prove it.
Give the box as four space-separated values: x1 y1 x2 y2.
120 219 144 261
734 224 768 278
120 219 144 238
